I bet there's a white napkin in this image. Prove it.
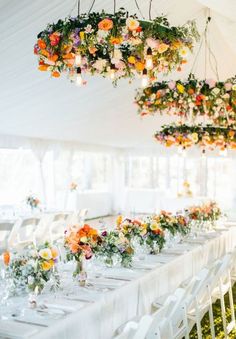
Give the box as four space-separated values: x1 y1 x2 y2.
0 319 38 338
42 297 84 312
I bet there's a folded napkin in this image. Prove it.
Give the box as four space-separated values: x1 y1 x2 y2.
42 297 84 312
0 319 38 338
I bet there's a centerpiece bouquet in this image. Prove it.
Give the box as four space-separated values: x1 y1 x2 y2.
142 217 165 254
64 224 99 284
95 230 134 268
3 242 60 294
26 195 40 210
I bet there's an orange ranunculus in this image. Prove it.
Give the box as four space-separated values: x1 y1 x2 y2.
98 18 113 31
63 53 74 59
69 243 80 254
110 36 123 45
38 39 46 49
49 54 58 62
228 130 235 138
188 88 195 95
49 32 60 46
51 71 60 77
38 64 49 71
135 61 145 71
3 251 10 266
88 46 98 54
40 49 50 58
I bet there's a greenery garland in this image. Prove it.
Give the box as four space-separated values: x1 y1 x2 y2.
154 124 236 149
34 8 198 84
135 74 236 127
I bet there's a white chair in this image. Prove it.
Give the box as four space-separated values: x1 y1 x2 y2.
78 209 88 225
8 217 40 250
147 288 189 339
113 315 153 339
209 254 235 337
0 222 15 253
49 213 69 242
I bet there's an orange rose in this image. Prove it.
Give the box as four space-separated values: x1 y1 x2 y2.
188 88 195 95
228 130 235 138
3 251 10 266
98 18 113 31
49 32 60 46
88 46 98 54
135 61 145 71
49 54 58 62
51 71 60 77
37 39 46 49
38 64 49 71
110 37 123 45
40 49 50 58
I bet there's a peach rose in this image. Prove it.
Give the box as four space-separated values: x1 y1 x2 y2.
98 18 113 31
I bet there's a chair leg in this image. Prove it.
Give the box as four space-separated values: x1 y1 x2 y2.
220 294 228 338
208 304 216 339
228 284 236 333
196 315 202 339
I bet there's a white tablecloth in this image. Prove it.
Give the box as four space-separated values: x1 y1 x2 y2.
30 226 236 339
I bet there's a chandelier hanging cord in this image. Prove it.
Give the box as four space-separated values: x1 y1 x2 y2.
190 15 211 76
69 0 78 16
113 0 116 14
206 19 220 81
88 0 96 14
77 0 81 15
149 0 153 20
134 0 145 19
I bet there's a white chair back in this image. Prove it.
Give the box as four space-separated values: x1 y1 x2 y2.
0 222 14 252
49 213 68 242
114 315 153 339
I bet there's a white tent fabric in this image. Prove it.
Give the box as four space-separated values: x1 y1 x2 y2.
0 0 236 148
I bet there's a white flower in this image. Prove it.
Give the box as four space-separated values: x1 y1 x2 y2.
97 29 109 38
93 59 107 71
126 17 140 31
216 98 223 105
85 24 94 33
232 84 236 91
39 248 52 260
211 87 220 96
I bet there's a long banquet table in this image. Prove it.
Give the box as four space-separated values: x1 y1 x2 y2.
1 225 236 339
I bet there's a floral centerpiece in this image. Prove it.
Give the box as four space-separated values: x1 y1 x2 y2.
26 195 40 210
34 8 198 84
135 74 236 127
3 243 60 294
177 181 193 197
117 216 147 242
64 224 99 285
154 123 236 151
142 217 165 254
154 210 179 236
70 182 78 191
95 230 134 267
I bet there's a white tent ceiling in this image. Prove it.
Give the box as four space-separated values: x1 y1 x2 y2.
0 0 236 148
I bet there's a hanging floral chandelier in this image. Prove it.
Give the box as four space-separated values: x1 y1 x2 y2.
154 124 236 151
135 74 236 126
34 3 198 86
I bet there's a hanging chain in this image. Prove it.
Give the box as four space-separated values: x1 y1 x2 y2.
149 0 153 20
88 0 96 14
134 0 145 19
113 0 116 14
77 0 80 16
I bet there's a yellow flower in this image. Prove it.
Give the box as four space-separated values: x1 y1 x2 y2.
191 133 198 143
41 259 54 271
157 43 169 54
80 236 88 243
177 83 185 93
232 84 236 91
128 56 136 64
126 17 140 31
116 215 123 226
150 221 159 231
39 248 52 260
80 31 85 40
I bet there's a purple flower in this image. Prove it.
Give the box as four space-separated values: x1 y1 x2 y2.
101 231 107 237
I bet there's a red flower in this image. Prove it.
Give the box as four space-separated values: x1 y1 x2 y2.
49 32 60 46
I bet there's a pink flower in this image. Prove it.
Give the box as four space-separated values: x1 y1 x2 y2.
206 79 216 89
224 82 232 91
168 81 176 90
146 38 159 49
